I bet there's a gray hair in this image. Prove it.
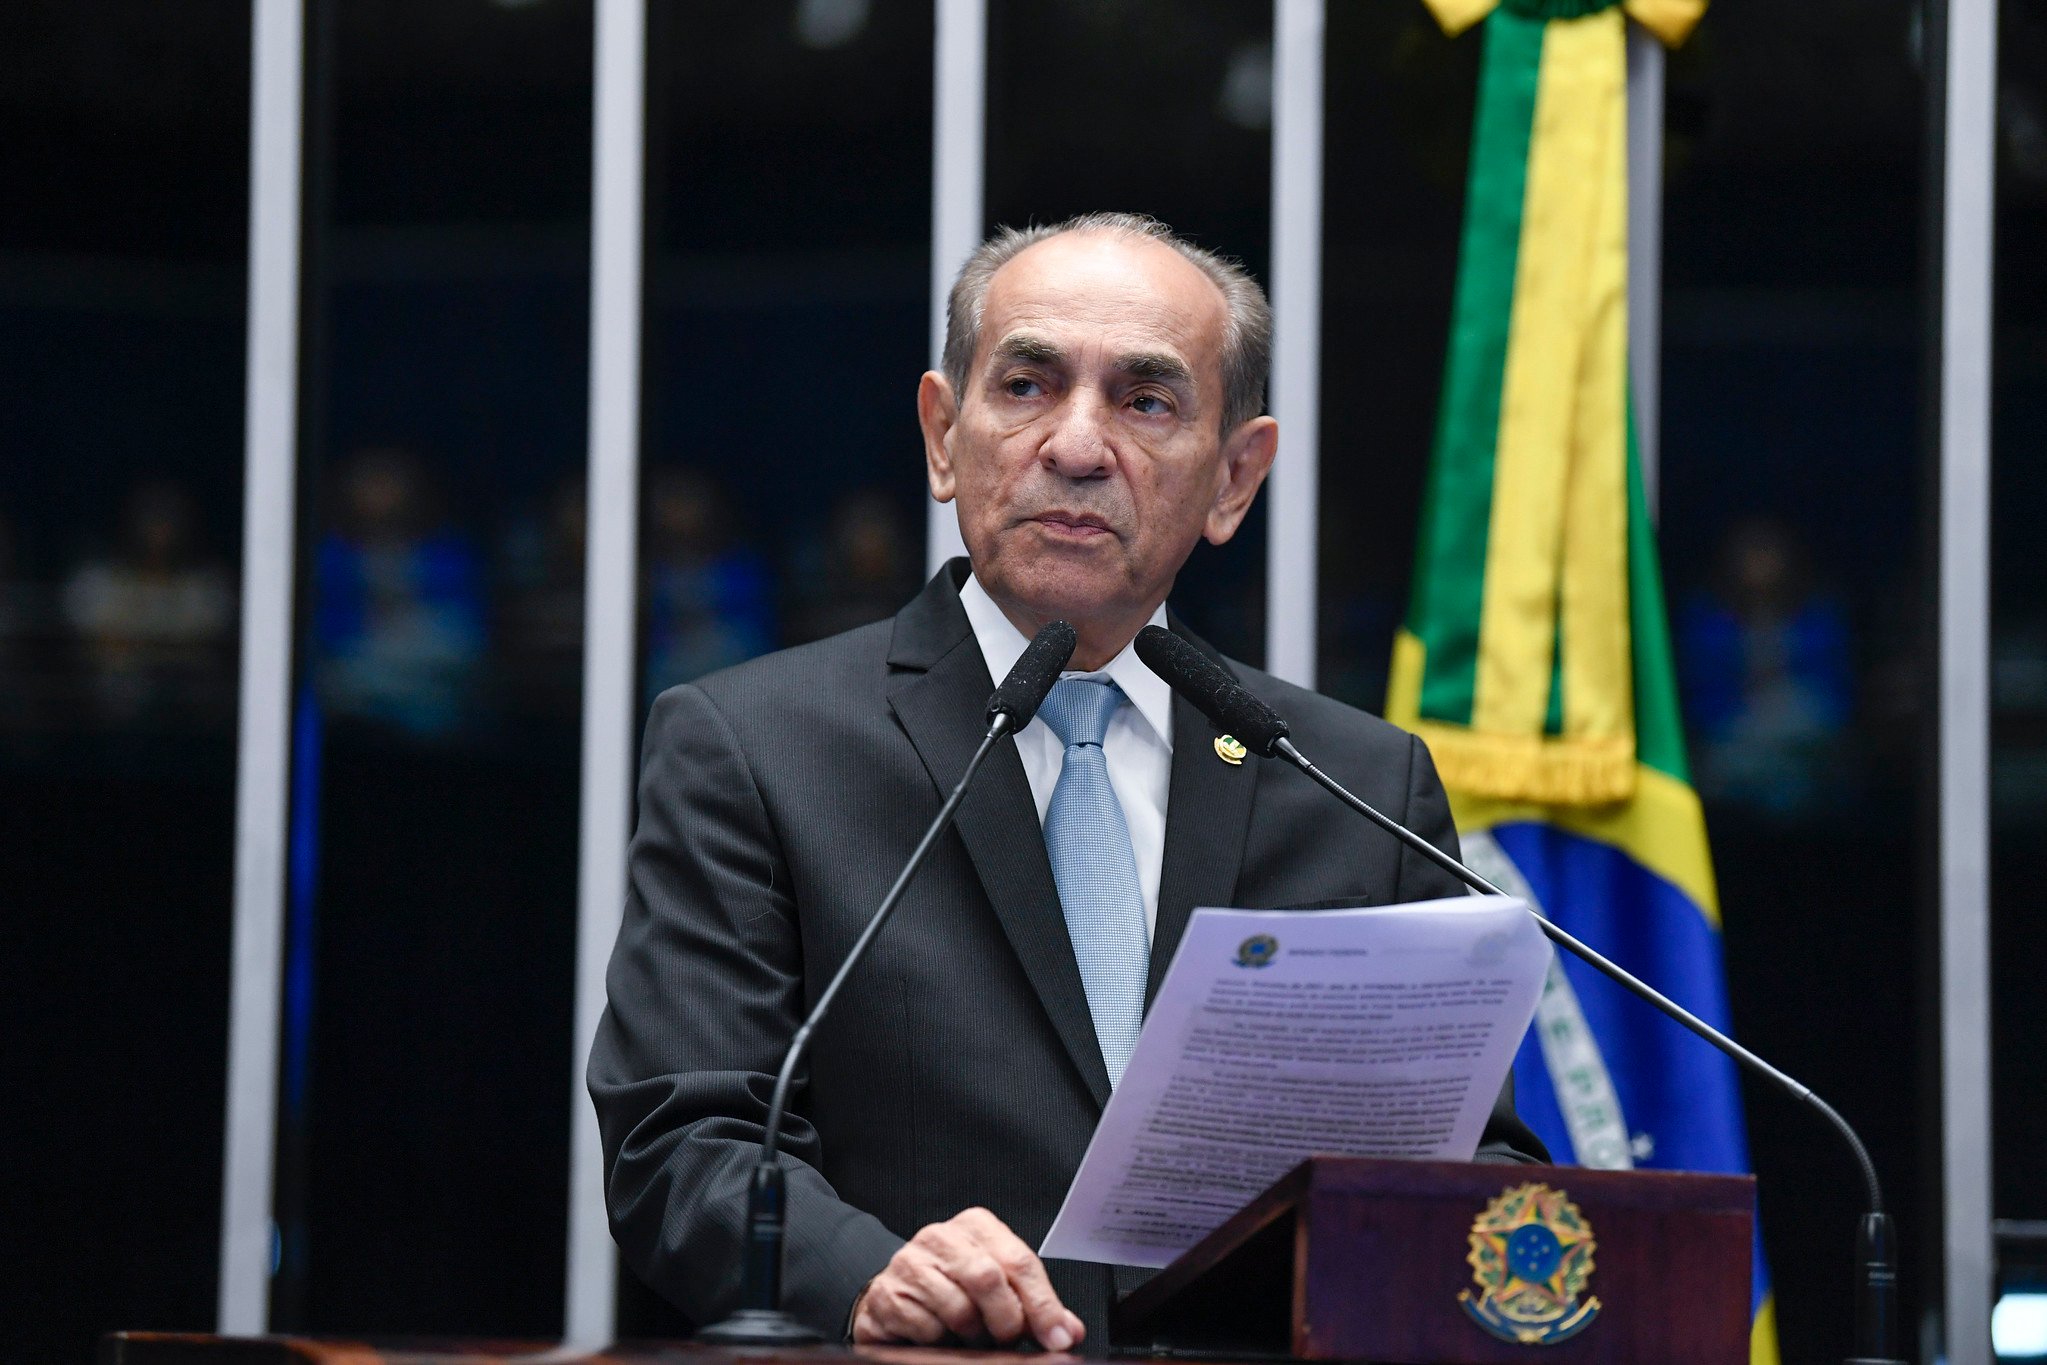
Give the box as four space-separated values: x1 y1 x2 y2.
940 212 1273 433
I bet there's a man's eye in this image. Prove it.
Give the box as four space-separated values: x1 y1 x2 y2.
1131 392 1171 415
1005 376 1043 398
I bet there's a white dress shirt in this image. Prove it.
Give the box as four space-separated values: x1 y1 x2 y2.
959 573 1174 939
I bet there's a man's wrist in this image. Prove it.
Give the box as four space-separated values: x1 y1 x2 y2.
846 1278 873 1343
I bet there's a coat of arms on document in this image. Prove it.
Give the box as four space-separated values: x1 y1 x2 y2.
1459 1182 1602 1345
1232 933 1278 968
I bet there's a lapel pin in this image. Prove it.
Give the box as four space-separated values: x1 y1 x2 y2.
1213 734 1248 765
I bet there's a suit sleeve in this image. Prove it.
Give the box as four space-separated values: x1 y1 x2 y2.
587 684 904 1334
1398 733 1551 1166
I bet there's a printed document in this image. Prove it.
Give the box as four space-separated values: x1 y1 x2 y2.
1039 896 1549 1267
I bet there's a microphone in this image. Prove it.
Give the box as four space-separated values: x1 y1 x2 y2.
1133 624 1904 1365
698 620 1078 1345
989 619 1078 730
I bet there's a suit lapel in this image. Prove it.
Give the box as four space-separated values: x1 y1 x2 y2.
887 566 1115 1108
1148 620 1257 1004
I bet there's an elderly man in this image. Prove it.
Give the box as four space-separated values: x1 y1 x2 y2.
588 212 1543 1350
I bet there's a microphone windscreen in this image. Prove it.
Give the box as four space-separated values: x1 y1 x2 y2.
988 620 1079 729
1134 625 1290 756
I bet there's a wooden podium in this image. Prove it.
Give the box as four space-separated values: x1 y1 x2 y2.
1111 1156 1756 1365
102 1159 1756 1365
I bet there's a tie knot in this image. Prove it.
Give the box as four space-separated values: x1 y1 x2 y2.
1037 677 1124 749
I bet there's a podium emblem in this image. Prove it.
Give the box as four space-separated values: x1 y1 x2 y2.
1459 1182 1601 1345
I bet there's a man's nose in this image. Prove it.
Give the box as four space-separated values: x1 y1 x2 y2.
1039 389 1116 480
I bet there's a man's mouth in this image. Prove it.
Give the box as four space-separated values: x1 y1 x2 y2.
1028 511 1114 540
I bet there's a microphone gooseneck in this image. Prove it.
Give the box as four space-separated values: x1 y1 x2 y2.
1132 624 1903 1365
697 620 1077 1346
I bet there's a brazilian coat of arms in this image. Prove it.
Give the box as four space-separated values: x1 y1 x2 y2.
1459 1182 1601 1346
1233 934 1278 968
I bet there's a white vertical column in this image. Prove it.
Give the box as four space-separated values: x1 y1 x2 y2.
1625 27 1663 515
925 0 984 574
565 0 645 1344
1266 0 1324 687
218 0 302 1335
1940 0 1997 1359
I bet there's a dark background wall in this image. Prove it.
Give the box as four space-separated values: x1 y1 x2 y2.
2 6 251 1359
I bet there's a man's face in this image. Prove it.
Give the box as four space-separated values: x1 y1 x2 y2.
919 232 1276 639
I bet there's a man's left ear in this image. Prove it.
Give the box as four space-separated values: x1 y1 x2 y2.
1203 415 1280 546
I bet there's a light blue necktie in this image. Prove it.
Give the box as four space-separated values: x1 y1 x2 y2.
1037 678 1150 1087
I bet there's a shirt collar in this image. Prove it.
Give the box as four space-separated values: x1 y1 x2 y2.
960 572 1175 751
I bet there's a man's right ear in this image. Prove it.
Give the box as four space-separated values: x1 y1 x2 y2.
918 371 960 504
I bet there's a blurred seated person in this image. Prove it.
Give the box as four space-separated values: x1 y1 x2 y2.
786 488 919 644
1676 515 1854 821
500 477 587 725
62 480 235 730
642 467 773 700
313 446 487 739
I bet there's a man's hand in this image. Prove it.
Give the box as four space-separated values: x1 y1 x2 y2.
851 1207 1085 1351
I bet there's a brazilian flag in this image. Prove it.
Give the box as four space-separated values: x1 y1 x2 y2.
1389 2 1780 1362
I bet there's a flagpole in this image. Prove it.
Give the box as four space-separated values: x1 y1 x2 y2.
1625 25 1663 520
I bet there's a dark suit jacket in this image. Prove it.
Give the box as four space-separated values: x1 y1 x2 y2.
588 561 1545 1341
